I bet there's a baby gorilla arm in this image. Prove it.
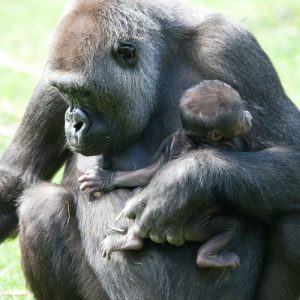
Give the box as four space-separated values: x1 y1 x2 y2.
113 158 163 188
78 156 165 193
120 146 300 245
78 167 116 193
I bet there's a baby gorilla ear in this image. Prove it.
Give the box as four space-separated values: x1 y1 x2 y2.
207 130 223 142
241 110 253 134
244 111 253 126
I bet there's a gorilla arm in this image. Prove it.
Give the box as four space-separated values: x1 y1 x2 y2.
0 78 69 241
121 15 300 245
121 147 300 245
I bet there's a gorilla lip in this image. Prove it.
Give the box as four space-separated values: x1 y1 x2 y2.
68 141 98 154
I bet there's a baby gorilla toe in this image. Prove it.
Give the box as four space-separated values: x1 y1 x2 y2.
100 232 144 260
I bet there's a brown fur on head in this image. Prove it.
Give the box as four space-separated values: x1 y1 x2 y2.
46 0 173 155
49 0 165 72
180 80 252 140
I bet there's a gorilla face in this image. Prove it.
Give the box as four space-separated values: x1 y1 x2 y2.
46 0 164 156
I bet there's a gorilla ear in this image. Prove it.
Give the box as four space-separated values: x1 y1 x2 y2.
207 130 222 142
112 42 137 68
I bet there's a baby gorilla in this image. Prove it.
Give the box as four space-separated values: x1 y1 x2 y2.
78 80 252 268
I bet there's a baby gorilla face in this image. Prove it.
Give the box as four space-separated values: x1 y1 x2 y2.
180 80 253 141
217 109 253 139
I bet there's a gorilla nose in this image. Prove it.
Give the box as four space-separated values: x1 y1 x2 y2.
65 107 90 136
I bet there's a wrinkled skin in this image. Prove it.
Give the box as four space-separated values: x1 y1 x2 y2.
1 1 300 300
78 167 115 193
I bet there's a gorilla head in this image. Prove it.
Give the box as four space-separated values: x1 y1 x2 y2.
47 0 172 156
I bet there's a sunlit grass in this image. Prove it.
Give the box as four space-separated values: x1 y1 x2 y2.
190 0 300 106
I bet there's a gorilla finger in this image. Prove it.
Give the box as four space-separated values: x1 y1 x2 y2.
79 183 87 191
166 228 185 246
149 232 165 244
133 209 155 238
133 222 151 238
78 175 95 184
122 196 147 219
79 182 97 191
78 175 88 182
166 236 185 246
122 203 141 220
122 209 136 220
135 206 155 226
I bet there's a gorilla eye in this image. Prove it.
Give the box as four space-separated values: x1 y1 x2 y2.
112 42 137 68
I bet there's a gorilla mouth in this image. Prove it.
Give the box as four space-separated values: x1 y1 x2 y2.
67 139 100 155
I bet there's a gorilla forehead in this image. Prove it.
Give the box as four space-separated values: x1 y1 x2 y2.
49 0 164 72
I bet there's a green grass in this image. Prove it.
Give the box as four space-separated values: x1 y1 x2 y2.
0 0 299 299
191 0 300 106
0 1 67 298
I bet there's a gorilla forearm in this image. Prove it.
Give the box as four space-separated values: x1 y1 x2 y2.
0 170 22 241
0 78 69 239
122 146 300 241
1 79 68 180
176 147 300 214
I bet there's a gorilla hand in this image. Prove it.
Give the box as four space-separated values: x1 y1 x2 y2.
119 158 203 246
78 167 115 194
0 168 24 241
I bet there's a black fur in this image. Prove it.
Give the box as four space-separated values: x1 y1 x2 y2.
0 1 299 299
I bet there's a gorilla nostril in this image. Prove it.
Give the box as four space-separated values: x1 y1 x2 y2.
74 121 83 133
65 107 90 136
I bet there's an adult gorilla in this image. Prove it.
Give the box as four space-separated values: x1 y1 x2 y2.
0 0 299 299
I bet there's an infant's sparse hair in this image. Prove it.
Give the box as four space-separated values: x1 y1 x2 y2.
180 80 248 138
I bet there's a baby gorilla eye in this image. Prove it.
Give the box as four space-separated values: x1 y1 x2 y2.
112 41 137 68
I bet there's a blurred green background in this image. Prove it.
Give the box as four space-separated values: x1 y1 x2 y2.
0 0 299 299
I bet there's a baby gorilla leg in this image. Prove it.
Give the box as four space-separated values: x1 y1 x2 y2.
101 221 144 259
184 212 240 269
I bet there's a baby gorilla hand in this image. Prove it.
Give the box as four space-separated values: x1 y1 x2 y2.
78 167 115 194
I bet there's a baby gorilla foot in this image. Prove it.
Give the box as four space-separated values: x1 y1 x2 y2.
196 251 240 269
101 233 144 260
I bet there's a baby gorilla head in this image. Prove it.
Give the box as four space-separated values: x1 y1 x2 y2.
180 80 252 141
